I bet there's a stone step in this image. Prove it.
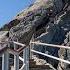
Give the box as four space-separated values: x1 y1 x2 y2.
30 68 53 70
29 64 51 69
29 59 54 70
29 61 36 66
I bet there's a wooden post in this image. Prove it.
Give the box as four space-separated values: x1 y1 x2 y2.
14 42 19 70
2 51 9 70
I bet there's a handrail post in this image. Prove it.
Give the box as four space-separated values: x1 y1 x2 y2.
26 47 29 70
23 47 29 70
30 41 32 59
14 54 19 70
23 48 27 70
30 34 34 59
14 43 19 70
2 51 9 70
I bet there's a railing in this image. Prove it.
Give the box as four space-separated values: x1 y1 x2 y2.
13 41 29 70
0 41 29 70
30 41 70 64
1 40 70 70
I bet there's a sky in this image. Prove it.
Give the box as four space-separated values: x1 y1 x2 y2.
0 0 35 28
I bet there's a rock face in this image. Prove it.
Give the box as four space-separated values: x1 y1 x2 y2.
57 11 70 70
32 55 56 70
8 0 70 70
0 31 9 42
34 22 65 68
9 0 53 44
53 0 64 12
9 0 65 43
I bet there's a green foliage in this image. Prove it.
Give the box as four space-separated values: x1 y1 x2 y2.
0 19 20 31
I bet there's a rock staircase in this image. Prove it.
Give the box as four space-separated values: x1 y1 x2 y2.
29 59 56 70
9 58 56 70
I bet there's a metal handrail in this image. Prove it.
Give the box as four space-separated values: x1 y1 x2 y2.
19 64 25 70
13 41 28 70
13 41 27 70
19 56 24 62
13 41 26 47
0 41 28 70
31 41 70 50
19 56 25 70
30 41 70 65
31 49 70 64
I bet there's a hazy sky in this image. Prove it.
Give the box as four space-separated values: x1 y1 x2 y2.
0 0 35 28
